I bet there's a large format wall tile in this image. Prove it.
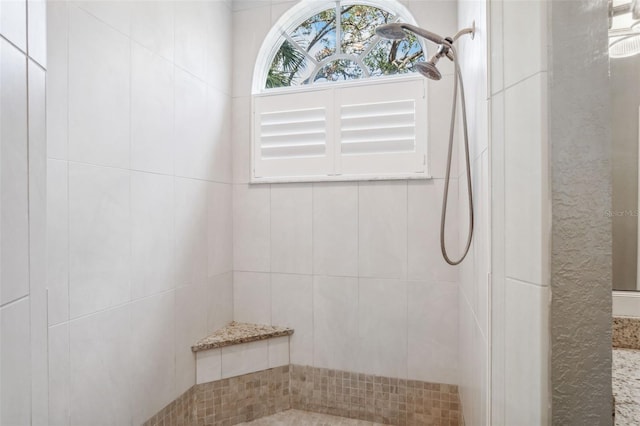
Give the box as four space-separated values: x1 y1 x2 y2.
49 323 70 426
233 184 271 272
175 283 208 395
208 183 233 277
408 281 458 385
312 275 358 372
174 177 208 287
358 181 408 279
0 0 27 51
503 0 546 88
271 273 313 365
271 184 312 274
46 0 69 160
357 278 408 379
131 43 174 175
174 0 208 80
68 7 130 169
131 171 175 299
1 39 29 305
130 0 174 61
131 292 176 425
312 182 358 277
233 271 271 324
47 159 69 325
69 163 131 318
69 305 132 426
504 73 545 285
504 278 548 425
1 298 31 425
407 179 458 283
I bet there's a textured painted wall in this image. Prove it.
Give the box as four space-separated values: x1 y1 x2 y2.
549 1 613 424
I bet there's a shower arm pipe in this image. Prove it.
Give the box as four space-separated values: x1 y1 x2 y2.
451 22 475 43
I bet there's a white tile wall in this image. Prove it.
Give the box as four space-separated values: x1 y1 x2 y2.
358 278 408 379
196 349 222 384
1 38 30 305
456 1 492 424
48 323 70 426
75 0 131 36
271 273 313 365
47 159 69 325
407 281 458 385
233 271 271 324
68 7 130 169
231 3 271 97
228 0 463 385
503 0 546 88
68 163 131 318
0 0 27 51
358 182 408 279
504 279 548 426
28 0 47 67
504 73 545 285
313 275 359 372
174 0 208 80
490 1 550 424
271 185 313 274
207 272 234 333
1 5 48 422
268 336 290 367
69 305 133 426
1 298 32 426
312 183 358 277
28 59 50 425
208 183 234 277
175 282 208 394
130 0 174 61
46 1 235 423
407 179 459 283
232 96 252 184
131 172 176 299
131 43 175 175
46 0 69 161
131 292 176 425
233 184 271 272
174 177 208 287
221 340 269 379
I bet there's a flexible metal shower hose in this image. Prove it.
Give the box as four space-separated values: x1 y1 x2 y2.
440 45 474 265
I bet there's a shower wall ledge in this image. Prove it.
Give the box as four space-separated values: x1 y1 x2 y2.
192 321 294 352
193 322 293 384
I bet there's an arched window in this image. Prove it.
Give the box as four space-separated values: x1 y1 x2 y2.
251 1 430 182
264 3 425 88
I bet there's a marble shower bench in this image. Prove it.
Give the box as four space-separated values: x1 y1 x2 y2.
192 321 294 384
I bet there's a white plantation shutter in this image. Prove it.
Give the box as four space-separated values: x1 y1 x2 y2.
253 90 334 179
252 77 428 182
336 79 427 177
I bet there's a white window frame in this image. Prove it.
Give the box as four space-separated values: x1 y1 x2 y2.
251 0 431 183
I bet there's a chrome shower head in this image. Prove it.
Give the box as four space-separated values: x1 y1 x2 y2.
375 23 446 45
416 61 442 80
375 23 408 40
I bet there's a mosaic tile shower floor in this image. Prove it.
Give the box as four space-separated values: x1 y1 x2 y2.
238 409 385 425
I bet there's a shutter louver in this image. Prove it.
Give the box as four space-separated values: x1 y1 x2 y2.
259 108 326 159
336 79 427 177
252 77 428 182
341 99 416 156
253 90 334 180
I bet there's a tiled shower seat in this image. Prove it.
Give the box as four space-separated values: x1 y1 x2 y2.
192 321 294 384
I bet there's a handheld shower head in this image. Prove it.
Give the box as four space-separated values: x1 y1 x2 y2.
375 23 408 40
416 61 442 80
375 23 446 45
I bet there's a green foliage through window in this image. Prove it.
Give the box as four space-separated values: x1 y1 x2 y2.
266 2 424 89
